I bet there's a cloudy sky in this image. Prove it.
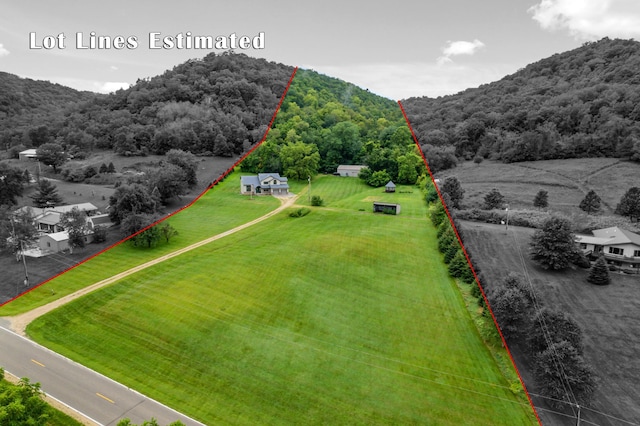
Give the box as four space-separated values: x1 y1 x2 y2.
1 0 640 100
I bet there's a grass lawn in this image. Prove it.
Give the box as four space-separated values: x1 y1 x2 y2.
459 220 640 425
27 176 537 425
0 171 281 315
436 158 640 216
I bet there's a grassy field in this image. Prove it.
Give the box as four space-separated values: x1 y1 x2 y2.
459 220 640 426
436 158 640 216
0 171 282 315
26 175 537 425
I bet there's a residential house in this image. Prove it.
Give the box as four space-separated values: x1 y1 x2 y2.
576 226 640 269
336 165 366 177
240 173 289 196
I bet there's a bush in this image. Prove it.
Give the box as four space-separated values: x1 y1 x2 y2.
311 195 324 206
289 207 310 218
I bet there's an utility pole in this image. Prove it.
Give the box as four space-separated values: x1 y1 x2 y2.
20 240 29 288
505 205 510 232
308 175 311 203
576 404 581 426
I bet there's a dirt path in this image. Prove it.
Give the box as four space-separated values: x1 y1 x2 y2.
5 194 300 337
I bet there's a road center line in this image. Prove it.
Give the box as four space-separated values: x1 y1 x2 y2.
96 392 115 404
30 359 45 367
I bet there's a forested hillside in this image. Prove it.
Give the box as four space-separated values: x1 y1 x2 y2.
402 38 640 172
242 69 425 185
0 52 294 159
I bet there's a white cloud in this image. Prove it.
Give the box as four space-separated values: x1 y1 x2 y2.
0 43 10 57
437 39 485 66
529 0 640 39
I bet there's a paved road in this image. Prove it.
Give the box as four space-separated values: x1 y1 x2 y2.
0 320 205 425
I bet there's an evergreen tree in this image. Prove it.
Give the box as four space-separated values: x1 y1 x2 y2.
615 187 640 221
30 179 63 208
579 190 601 214
533 189 549 209
99 163 108 173
586 256 610 285
107 162 116 173
483 188 504 210
441 176 464 209
529 215 578 270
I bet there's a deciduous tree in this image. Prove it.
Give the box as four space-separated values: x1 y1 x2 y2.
280 141 320 181
0 164 26 206
60 207 89 251
36 142 66 173
483 188 504 210
109 184 159 225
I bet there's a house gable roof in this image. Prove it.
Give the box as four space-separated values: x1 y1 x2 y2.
577 226 640 247
592 226 640 246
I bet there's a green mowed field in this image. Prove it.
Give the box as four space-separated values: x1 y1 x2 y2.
0 171 282 315
27 176 537 425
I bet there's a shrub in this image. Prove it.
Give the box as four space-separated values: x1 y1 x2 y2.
311 195 324 206
289 207 310 218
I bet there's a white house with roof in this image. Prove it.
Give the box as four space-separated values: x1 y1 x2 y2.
240 173 289 196
576 226 640 269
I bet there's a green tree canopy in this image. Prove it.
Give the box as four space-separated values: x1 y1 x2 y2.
279 141 320 181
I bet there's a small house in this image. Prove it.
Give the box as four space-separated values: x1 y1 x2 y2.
385 181 396 193
336 165 366 177
241 173 289 196
373 202 401 215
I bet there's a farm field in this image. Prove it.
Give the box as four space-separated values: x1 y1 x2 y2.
436 158 640 216
0 170 286 315
23 175 537 425
459 220 640 426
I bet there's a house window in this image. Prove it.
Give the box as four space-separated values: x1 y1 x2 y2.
609 247 624 255
47 242 51 247
579 243 587 249
634 250 640 257
245 185 252 192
